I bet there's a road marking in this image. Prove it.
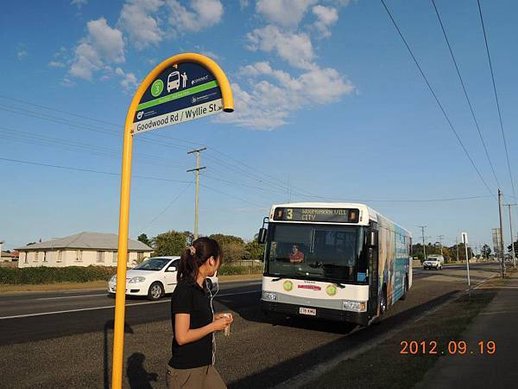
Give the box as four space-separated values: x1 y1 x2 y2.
0 289 260 320
37 293 107 301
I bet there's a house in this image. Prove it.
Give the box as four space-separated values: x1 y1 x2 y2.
16 232 153 268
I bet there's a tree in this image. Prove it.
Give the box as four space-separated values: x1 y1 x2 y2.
137 233 151 247
152 230 191 256
481 244 492 259
209 234 245 263
244 240 265 261
507 239 518 256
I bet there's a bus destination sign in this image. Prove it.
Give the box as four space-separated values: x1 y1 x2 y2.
273 208 359 223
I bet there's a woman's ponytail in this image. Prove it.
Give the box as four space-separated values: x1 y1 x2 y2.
177 237 222 283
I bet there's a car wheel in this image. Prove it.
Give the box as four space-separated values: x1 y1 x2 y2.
147 282 164 301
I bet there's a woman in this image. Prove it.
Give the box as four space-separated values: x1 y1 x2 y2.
167 237 233 389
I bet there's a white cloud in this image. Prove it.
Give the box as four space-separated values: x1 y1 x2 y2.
256 0 317 28
167 0 223 32
71 0 88 8
115 67 138 91
312 5 338 37
48 47 69 69
69 18 125 80
119 0 164 50
247 25 315 70
17 49 28 61
218 62 354 130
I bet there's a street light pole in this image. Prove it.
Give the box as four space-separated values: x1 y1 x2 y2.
504 203 517 268
498 189 506 278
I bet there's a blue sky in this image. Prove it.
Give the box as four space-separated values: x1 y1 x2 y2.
1 0 517 252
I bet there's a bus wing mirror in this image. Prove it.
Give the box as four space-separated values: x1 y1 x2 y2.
258 228 267 244
369 231 378 247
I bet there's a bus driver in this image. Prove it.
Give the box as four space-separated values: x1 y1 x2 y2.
289 245 305 264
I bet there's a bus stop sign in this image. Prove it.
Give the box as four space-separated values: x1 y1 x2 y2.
133 61 226 135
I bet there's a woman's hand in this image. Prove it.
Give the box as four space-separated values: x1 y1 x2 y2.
212 313 233 331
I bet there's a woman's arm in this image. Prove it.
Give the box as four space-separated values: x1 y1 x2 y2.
174 313 231 346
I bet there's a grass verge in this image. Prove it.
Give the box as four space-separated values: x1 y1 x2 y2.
304 283 502 388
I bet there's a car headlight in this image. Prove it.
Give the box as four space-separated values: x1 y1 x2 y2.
262 291 277 301
128 276 146 283
110 275 117 283
343 300 367 312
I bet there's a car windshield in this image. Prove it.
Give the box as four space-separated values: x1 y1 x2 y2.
133 257 170 271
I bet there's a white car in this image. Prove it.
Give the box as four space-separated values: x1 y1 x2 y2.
108 256 219 300
423 258 442 270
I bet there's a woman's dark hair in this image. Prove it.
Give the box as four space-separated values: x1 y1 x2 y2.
177 237 222 283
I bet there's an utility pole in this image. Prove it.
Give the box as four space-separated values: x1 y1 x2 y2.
437 234 444 256
187 147 206 240
419 225 427 260
504 203 517 268
498 189 506 278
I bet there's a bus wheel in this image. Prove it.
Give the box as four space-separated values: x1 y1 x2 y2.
380 288 387 315
400 276 408 301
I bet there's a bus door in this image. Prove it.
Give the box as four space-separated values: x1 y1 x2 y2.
367 224 379 318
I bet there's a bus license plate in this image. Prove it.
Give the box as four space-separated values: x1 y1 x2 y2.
299 307 316 316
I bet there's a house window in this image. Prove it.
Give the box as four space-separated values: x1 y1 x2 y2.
76 250 83 262
57 250 62 262
113 251 118 263
97 251 105 263
34 252 39 262
43 252 48 262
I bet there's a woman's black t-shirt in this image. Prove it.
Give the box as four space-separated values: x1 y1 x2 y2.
169 280 213 369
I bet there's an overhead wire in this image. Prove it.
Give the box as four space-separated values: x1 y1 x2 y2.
431 0 500 189
476 0 517 200
380 0 495 198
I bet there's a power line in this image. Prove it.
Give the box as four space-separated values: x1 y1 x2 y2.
431 0 500 188
380 0 495 198
0 156 191 184
476 0 516 200
136 181 194 235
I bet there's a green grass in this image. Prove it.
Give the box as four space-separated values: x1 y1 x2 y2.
304 290 497 389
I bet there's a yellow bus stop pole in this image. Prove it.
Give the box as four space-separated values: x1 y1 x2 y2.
111 53 233 389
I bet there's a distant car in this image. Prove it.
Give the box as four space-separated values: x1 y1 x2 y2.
108 256 218 300
423 257 442 270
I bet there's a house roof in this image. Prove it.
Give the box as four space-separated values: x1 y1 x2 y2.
16 232 153 251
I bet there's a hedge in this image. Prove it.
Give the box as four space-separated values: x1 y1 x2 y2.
217 265 263 276
0 266 116 285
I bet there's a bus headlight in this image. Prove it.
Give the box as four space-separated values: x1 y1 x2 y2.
262 291 277 301
343 300 367 312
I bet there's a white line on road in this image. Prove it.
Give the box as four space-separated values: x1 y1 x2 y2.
37 293 108 301
0 290 260 320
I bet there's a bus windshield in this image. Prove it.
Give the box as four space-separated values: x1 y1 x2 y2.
264 223 366 284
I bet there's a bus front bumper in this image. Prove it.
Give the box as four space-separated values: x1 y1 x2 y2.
261 300 369 326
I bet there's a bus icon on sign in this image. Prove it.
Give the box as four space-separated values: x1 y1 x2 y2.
167 71 188 92
167 71 180 92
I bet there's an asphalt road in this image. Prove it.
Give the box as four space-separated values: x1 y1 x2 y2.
0 262 501 388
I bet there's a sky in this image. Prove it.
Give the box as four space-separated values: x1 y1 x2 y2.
1 0 517 253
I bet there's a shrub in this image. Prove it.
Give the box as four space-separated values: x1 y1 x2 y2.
218 265 262 276
0 266 117 285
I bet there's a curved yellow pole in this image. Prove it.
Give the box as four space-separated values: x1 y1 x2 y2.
111 53 233 389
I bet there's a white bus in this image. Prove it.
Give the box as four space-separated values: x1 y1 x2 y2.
258 203 412 326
